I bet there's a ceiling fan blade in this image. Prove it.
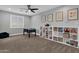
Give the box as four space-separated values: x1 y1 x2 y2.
31 8 38 10
31 10 35 13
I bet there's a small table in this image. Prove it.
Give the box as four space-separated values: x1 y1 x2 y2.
23 28 36 38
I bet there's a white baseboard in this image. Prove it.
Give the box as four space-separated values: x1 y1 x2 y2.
31 33 40 36
10 33 23 36
36 33 40 36
10 33 40 36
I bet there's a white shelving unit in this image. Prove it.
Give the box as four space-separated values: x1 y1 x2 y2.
40 26 53 40
40 26 79 48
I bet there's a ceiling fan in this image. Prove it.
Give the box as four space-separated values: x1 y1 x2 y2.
20 5 39 13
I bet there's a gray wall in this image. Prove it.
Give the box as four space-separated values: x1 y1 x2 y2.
30 5 79 34
0 10 31 35
30 15 42 33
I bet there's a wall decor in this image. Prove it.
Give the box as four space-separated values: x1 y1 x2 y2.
47 14 53 22
55 11 63 21
41 16 46 22
68 8 78 20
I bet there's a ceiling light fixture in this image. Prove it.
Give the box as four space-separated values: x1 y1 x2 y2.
20 5 39 15
26 10 31 15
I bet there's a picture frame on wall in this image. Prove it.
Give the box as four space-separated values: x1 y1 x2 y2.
41 16 46 22
68 8 78 20
47 14 53 22
55 11 63 21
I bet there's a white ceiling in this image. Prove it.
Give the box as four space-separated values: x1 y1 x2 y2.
0 5 61 16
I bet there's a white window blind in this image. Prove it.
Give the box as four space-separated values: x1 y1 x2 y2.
10 14 24 28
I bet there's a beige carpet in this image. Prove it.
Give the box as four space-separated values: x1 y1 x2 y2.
0 34 79 53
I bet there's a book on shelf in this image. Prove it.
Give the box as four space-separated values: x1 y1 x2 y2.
63 32 70 38
57 37 63 42
49 37 52 39
70 28 77 33
70 34 77 40
70 40 78 47
53 37 58 41
58 32 63 36
58 27 63 32
50 27 52 30
64 28 70 32
49 30 52 33
66 40 78 47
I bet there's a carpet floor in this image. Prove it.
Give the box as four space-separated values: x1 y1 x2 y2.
0 35 79 53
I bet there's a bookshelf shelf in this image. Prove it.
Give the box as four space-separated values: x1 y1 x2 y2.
40 26 79 48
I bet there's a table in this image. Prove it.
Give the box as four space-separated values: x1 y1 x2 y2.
23 28 36 38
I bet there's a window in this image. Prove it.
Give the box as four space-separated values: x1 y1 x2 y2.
10 14 24 28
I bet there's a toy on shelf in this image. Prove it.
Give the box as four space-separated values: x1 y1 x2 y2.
64 28 70 32
70 40 78 47
58 37 63 42
63 32 70 38
53 27 58 31
58 27 63 32
70 28 77 33
53 37 58 41
70 34 77 40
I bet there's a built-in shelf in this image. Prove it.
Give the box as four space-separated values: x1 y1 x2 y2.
40 26 79 48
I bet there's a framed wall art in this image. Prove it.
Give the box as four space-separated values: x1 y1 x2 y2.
55 11 63 21
47 14 53 22
68 8 78 20
41 16 46 22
